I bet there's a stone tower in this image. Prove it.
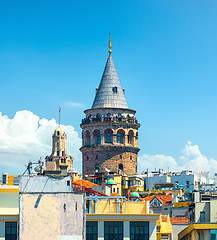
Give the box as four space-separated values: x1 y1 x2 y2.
80 35 140 176
46 127 73 172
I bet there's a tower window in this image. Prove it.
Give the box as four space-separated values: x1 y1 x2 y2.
107 155 110 159
112 86 118 93
57 131 59 135
106 133 111 143
120 155 122 159
97 133 101 144
130 156 132 160
62 151 65 156
119 163 123 171
117 133 121 143
57 151 60 156
95 165 99 172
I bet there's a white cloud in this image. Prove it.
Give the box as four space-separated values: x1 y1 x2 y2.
1 111 217 178
0 110 82 175
65 102 86 108
138 141 217 178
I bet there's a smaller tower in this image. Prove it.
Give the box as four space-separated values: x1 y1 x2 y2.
46 109 73 172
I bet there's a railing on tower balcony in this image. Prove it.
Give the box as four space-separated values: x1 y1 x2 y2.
81 115 140 126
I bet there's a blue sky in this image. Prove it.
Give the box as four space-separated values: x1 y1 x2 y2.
1 1 217 175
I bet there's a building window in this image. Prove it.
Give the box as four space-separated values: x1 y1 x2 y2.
87 156 89 161
57 151 60 156
13 177 19 186
2 174 7 184
113 188 116 192
107 155 110 160
97 133 101 144
130 221 149 240
96 155 99 160
86 221 98 240
106 133 111 143
104 221 123 240
119 163 123 172
129 180 133 186
57 131 59 135
95 165 99 172
117 188 119 194
211 234 216 240
186 181 190 188
117 133 121 143
112 86 118 93
130 156 132 160
62 151 65 156
5 222 17 240
136 180 141 186
120 155 122 159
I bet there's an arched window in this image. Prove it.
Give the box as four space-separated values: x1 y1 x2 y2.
93 129 100 145
104 129 113 144
117 129 125 144
85 130 91 145
86 156 89 161
112 86 118 93
128 130 134 145
96 113 101 119
106 133 111 143
119 163 123 171
97 133 101 144
107 113 111 117
117 133 121 143
107 155 110 160
120 155 122 159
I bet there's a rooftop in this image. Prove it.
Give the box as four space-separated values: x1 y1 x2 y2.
92 54 129 109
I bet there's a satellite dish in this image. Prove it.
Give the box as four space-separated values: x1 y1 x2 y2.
34 166 40 172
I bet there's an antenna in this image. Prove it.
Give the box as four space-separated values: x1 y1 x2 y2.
59 107 61 127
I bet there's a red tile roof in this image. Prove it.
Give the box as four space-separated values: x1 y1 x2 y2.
110 192 121 197
73 179 99 188
144 195 172 206
170 217 189 224
72 182 107 196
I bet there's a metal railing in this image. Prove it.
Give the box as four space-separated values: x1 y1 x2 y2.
81 116 140 126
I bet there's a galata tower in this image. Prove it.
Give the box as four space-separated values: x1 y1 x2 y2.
80 34 140 176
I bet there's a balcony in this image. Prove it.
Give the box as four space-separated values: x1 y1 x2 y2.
81 116 140 127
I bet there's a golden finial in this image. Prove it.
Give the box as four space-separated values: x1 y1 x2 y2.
108 33 112 54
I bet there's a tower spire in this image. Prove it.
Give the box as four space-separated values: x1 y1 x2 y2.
59 107 61 127
108 33 112 54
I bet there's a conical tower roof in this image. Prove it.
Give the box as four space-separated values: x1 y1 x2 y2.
92 54 129 109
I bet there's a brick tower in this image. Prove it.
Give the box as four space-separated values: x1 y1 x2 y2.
80 35 140 176
46 123 73 172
